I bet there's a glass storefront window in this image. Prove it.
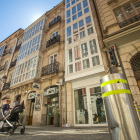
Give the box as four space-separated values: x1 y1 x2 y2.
74 88 89 124
90 87 106 124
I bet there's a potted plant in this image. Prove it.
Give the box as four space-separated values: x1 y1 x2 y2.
54 108 59 127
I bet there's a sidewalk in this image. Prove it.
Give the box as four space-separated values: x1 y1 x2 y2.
0 125 110 140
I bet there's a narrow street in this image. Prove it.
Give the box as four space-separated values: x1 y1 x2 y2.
0 126 110 140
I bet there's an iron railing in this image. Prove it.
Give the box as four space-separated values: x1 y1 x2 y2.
49 16 61 28
2 82 10 91
15 43 22 52
41 62 59 76
119 14 140 28
10 59 17 69
46 35 60 48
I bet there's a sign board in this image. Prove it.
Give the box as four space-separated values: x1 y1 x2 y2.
28 92 36 99
33 83 40 89
44 87 56 96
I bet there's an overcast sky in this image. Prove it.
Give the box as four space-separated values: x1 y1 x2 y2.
0 0 62 43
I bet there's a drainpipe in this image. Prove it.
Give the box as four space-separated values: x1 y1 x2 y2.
65 81 67 125
92 0 111 73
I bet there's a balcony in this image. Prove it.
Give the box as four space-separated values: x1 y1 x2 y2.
0 67 4 72
41 62 59 76
15 43 22 52
49 16 61 28
119 14 140 28
2 51 11 57
2 82 10 91
10 59 17 69
46 35 60 48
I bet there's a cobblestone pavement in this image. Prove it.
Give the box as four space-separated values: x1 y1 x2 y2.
0 126 110 140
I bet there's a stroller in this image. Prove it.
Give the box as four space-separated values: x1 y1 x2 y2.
0 100 25 135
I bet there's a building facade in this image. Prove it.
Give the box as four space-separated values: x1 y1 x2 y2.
0 28 24 105
94 0 140 105
65 0 109 127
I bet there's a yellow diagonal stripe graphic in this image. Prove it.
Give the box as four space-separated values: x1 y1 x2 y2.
136 110 140 111
101 79 128 88
103 89 131 98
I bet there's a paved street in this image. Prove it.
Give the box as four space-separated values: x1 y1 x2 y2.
0 126 110 140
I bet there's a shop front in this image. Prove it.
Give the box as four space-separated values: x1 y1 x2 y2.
72 75 107 127
44 86 59 125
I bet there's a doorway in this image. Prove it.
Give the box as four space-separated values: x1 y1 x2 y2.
29 99 35 125
74 86 107 126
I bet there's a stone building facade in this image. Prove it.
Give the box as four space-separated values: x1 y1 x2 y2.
0 28 24 105
94 0 140 104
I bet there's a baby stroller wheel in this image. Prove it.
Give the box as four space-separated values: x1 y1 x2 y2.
20 128 24 134
8 129 13 136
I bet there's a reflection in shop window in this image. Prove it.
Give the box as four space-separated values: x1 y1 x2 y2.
67 64 73 74
90 87 106 124
74 88 89 124
83 59 90 69
92 56 100 66
67 37 72 45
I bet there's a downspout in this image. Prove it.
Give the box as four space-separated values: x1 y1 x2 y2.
92 0 111 73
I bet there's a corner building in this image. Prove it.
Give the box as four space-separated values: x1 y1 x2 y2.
65 0 108 127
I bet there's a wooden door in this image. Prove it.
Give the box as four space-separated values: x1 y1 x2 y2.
29 101 34 125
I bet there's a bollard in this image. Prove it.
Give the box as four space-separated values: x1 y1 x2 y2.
100 73 140 140
134 101 140 121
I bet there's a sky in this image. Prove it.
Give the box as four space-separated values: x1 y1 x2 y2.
0 0 63 43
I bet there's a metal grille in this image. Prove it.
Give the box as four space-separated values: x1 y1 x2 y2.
130 51 140 81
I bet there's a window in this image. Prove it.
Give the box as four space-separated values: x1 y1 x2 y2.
74 34 79 41
87 27 93 35
83 0 88 8
133 0 140 13
77 3 81 11
79 20 84 30
73 23 78 33
86 16 92 27
67 10 71 18
3 60 8 70
75 61 82 72
80 31 85 38
83 59 90 69
73 14 77 20
92 56 100 66
67 49 72 63
32 70 35 77
8 46 13 53
67 3 70 8
67 0 70 3
74 46 81 60
67 18 71 24
72 0 75 5
84 7 89 14
50 54 57 64
67 37 72 45
68 64 73 74
52 31 58 37
124 4 135 18
81 43 88 58
72 6 76 15
67 26 71 37
89 39 98 55
78 11 82 17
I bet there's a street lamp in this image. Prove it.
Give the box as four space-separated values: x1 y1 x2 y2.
2 75 7 83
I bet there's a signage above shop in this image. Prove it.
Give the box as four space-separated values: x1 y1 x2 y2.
33 83 40 89
28 92 36 99
44 87 59 96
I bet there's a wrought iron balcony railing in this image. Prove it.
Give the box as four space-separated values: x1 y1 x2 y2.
2 51 11 57
41 62 59 76
49 16 61 28
2 82 10 91
15 43 22 52
119 14 140 28
46 35 60 48
10 59 17 69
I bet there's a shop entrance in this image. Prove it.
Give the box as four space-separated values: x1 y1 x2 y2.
28 91 36 125
46 94 59 125
74 86 107 126
29 99 35 125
